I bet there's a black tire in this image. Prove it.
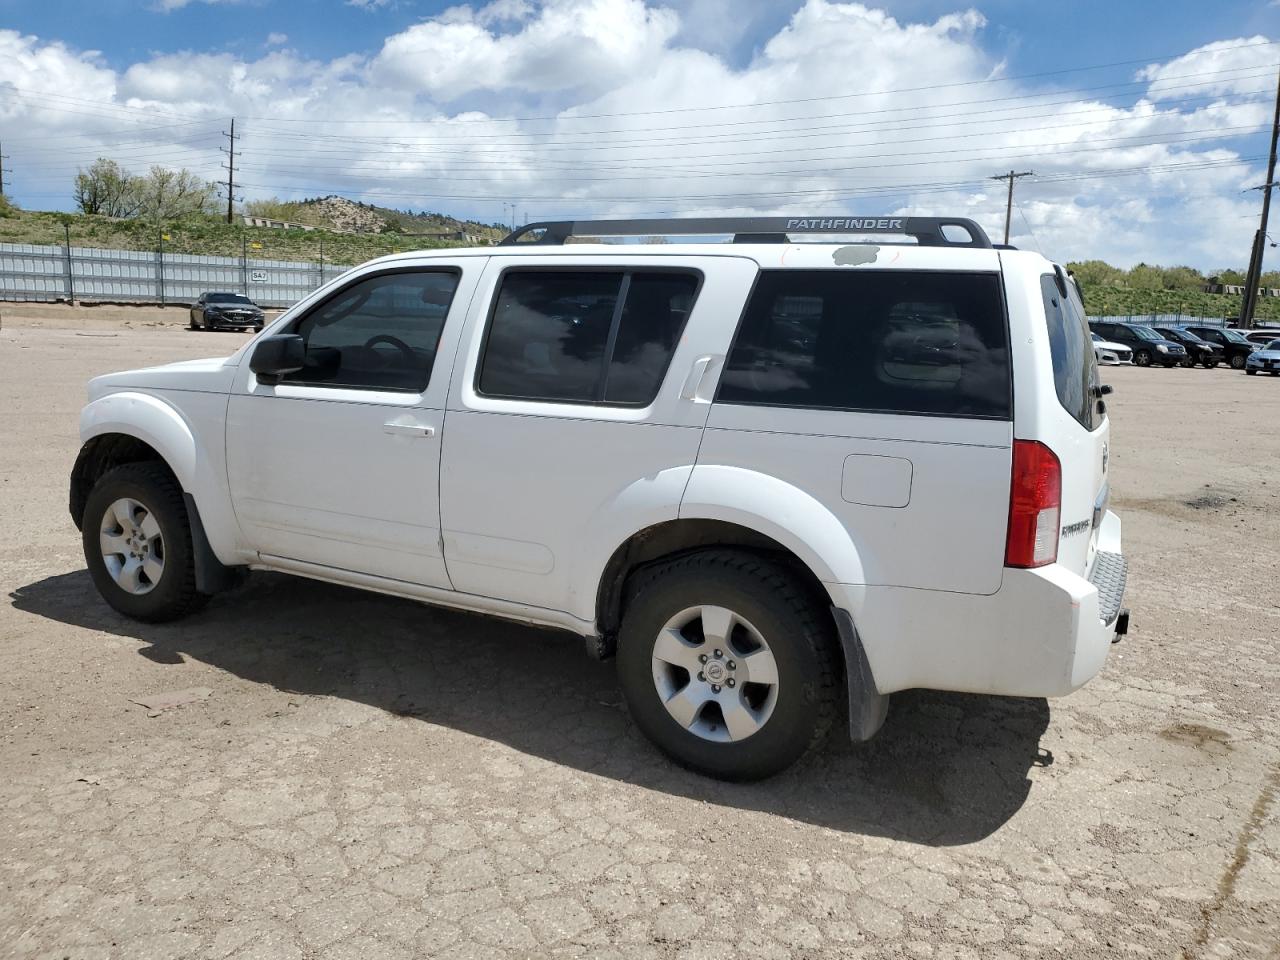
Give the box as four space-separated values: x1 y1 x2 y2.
615 550 839 781
1230 354 1246 370
188 312 200 330
1204 359 1219 368
82 462 208 623
1134 350 1152 367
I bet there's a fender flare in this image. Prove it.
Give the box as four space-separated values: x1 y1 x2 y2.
79 391 198 491
678 463 867 586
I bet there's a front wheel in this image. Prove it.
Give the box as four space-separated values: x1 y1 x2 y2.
1203 359 1219 368
1247 368 1258 376
1134 350 1152 367
1231 354 1247 370
82 463 207 622
616 551 839 781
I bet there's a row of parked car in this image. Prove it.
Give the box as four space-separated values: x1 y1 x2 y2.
1089 321 1280 375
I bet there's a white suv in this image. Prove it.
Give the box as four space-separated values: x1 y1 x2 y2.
70 216 1128 780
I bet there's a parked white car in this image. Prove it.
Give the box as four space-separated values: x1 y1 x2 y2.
1091 332 1133 365
71 216 1127 780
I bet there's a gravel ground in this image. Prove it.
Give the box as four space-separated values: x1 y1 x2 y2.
1 318 1277 960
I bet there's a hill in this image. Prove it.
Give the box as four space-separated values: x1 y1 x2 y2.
0 200 505 266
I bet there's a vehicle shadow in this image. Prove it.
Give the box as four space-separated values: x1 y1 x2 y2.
11 569 1052 845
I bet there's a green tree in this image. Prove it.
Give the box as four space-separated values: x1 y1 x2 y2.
73 158 142 217
1066 260 1124 288
1127 263 1164 289
135 166 216 222
1161 265 1204 290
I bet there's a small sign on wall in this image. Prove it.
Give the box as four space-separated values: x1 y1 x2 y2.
249 269 268 283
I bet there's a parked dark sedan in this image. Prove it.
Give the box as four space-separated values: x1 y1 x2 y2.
1152 326 1221 368
1182 325 1257 370
1089 321 1187 367
189 292 266 332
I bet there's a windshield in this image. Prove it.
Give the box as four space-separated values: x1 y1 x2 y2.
1268 340 1280 351
1130 326 1162 341
1220 329 1251 344
207 293 254 304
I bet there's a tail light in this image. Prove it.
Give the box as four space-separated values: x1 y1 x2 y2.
1005 440 1061 568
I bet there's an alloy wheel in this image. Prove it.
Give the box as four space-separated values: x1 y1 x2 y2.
99 497 165 595
650 605 779 743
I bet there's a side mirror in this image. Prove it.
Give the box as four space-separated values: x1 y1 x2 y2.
250 334 305 385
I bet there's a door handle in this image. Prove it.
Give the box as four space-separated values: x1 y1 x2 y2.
679 355 720 402
383 420 436 438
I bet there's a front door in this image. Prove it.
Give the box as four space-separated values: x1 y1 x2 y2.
225 261 480 588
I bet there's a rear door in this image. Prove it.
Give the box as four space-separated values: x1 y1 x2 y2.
699 265 1014 595
1040 268 1107 576
439 254 758 616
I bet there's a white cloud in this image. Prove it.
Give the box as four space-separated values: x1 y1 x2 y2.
347 0 393 9
0 5 1273 270
265 32 288 47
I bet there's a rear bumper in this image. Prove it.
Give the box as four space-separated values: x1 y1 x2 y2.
832 510 1127 698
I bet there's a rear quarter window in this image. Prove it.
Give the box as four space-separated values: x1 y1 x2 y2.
1041 273 1099 431
717 270 1011 419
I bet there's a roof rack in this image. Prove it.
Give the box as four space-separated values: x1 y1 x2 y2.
499 216 992 249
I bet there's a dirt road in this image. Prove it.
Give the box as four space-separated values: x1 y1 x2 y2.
1 319 1277 959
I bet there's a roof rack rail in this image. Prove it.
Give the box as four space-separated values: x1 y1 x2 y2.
499 216 992 249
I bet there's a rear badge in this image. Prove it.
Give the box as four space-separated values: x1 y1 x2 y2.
1061 519 1090 538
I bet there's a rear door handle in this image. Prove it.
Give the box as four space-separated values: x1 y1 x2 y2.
383 420 436 438
680 355 721 402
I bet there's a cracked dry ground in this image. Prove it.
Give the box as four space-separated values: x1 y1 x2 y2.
1 319 1278 960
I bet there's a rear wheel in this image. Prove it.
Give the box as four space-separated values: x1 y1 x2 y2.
1231 354 1247 370
188 311 200 330
1134 350 1152 367
616 550 839 781
82 463 207 623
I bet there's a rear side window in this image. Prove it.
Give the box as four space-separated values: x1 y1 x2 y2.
717 270 1010 419
1042 273 1099 430
478 269 698 405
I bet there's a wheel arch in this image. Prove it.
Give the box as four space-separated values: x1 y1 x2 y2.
72 392 198 530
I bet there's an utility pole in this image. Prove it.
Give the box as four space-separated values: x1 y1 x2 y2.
220 118 240 225
990 170 1033 245
0 140 10 197
1241 63 1280 330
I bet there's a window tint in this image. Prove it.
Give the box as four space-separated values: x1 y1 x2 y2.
717 270 1010 419
478 269 697 404
1042 274 1099 430
605 273 698 403
286 270 459 392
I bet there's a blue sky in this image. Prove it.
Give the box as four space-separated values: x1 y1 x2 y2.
2 0 1275 76
0 0 1277 268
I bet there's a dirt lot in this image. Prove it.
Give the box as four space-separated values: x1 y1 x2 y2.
1 316 1277 960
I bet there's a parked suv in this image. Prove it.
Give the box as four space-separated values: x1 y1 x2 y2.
1088 321 1187 367
70 216 1127 780
1151 326 1221 367
1182 324 1257 369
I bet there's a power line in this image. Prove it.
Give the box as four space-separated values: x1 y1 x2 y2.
237 38 1280 125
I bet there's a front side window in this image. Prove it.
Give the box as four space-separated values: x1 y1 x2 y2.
285 269 459 392
717 270 1010 419
478 269 698 405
